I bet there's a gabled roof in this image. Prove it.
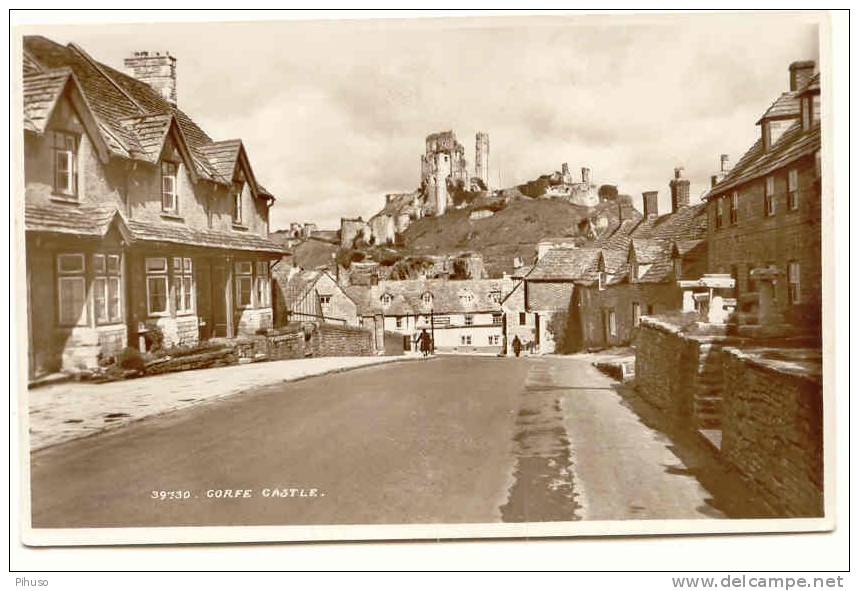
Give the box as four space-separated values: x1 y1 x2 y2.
22 68 72 133
197 140 242 183
706 121 820 197
348 278 511 316
527 248 600 282
22 35 276 197
756 91 800 124
629 238 671 264
277 269 325 312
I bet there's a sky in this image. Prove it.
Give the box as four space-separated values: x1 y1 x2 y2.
31 13 821 231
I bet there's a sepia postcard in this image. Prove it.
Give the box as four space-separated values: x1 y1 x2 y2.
12 10 836 548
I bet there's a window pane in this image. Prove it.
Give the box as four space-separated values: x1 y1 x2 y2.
184 276 193 310
93 254 106 274
146 257 167 273
148 277 167 313
108 277 121 321
58 253 85 274
107 254 120 274
93 277 107 322
236 261 252 275
173 257 183 272
184 258 192 272
59 277 86 325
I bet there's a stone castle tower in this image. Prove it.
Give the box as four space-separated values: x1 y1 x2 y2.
475 132 490 190
420 131 468 216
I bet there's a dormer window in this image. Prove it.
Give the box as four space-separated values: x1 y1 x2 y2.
458 290 475 305
52 131 78 198
161 161 178 214
381 293 393 307
232 182 244 225
421 292 433 307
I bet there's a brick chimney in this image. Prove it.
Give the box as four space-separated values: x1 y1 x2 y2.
669 167 690 212
789 60 815 92
642 191 659 218
124 50 177 106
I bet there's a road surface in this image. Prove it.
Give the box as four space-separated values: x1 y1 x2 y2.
30 356 724 528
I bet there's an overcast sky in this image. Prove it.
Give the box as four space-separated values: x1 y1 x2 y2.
34 13 820 230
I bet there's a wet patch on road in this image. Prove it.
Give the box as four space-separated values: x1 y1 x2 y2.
500 360 581 522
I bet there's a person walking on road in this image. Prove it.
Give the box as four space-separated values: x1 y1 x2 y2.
419 329 433 357
512 335 522 358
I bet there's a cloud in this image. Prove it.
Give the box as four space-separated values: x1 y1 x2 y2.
45 13 820 228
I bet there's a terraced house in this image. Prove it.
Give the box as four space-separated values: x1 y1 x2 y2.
703 61 822 332
22 37 286 379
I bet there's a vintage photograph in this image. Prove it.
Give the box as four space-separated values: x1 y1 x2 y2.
14 11 830 545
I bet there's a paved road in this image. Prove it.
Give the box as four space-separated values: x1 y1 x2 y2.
30 356 723 528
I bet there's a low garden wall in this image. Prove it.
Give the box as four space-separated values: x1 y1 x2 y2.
720 347 823 517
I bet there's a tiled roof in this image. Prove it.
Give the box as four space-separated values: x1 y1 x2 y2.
22 36 275 196
277 269 325 311
707 121 820 197
197 140 242 183
25 202 121 236
631 238 671 264
756 92 800 123
24 200 287 254
125 218 286 254
801 73 820 94
628 202 708 241
527 248 600 281
22 68 72 133
348 278 512 316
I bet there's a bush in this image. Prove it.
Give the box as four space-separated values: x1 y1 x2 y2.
117 347 146 373
143 326 165 353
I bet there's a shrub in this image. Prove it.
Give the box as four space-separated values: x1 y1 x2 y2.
143 326 165 353
117 347 146 373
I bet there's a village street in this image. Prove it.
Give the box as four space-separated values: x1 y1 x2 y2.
30 356 731 528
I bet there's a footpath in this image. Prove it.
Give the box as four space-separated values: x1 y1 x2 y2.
28 356 407 451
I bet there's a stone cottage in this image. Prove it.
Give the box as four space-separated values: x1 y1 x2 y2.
22 37 286 378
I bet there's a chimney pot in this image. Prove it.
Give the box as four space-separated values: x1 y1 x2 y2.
642 191 659 218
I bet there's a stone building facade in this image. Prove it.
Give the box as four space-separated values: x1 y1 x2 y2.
703 61 822 332
272 267 359 326
22 36 285 379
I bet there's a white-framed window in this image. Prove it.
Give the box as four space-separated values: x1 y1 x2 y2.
173 257 194 314
598 271 607 291
489 290 502 303
318 294 331 305
57 253 87 326
145 257 169 316
764 176 775 216
464 315 474 326
255 261 271 307
458 290 474 305
52 131 78 197
161 161 178 214
421 292 433 306
632 302 641 327
460 334 472 346
492 313 502 326
380 293 393 307
788 169 799 211
93 253 122 324
730 191 739 224
232 182 244 225
235 261 253 308
607 310 617 338
788 261 801 305
488 335 500 345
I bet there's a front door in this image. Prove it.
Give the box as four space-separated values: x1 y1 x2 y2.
211 263 229 337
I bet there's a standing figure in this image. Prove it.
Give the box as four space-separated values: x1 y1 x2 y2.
419 329 433 357
512 335 522 358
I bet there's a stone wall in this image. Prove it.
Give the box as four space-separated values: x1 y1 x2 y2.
263 323 375 361
720 348 823 516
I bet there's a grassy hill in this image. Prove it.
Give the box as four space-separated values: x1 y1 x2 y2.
395 195 641 277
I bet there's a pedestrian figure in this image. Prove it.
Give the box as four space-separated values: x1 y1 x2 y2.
419 329 432 357
512 335 522 358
